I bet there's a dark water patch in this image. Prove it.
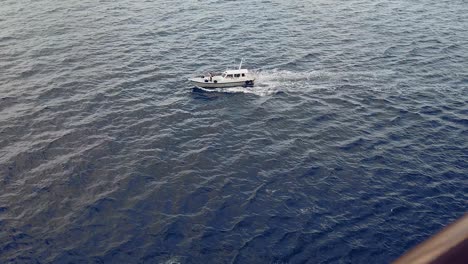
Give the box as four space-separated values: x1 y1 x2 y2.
440 114 468 126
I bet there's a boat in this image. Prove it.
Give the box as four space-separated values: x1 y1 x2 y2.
188 59 255 88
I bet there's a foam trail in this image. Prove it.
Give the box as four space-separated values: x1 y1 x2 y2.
250 69 335 92
253 69 333 82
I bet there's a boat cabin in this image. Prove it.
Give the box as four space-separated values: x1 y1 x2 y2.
222 69 249 78
188 59 255 88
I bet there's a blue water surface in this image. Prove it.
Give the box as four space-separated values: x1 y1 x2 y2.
0 0 467 263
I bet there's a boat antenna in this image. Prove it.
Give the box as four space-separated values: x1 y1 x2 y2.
238 58 244 70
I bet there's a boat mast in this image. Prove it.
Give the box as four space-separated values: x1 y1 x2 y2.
238 58 244 70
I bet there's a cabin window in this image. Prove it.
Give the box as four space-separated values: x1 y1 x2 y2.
242 73 245 77
234 74 240 78
227 74 233 78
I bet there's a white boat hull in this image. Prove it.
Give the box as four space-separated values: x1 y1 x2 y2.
189 78 254 88
189 64 255 88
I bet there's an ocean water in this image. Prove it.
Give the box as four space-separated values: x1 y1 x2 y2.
0 0 467 263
